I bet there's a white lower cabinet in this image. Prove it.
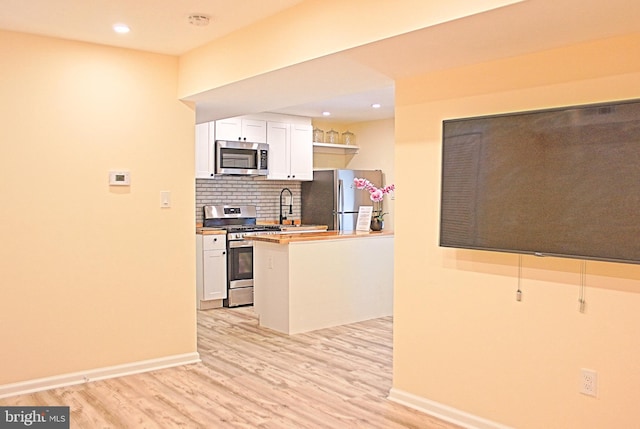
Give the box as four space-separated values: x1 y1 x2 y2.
196 234 227 308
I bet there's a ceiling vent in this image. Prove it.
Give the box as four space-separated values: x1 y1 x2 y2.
188 14 210 27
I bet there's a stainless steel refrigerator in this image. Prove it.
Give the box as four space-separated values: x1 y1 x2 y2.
301 169 383 231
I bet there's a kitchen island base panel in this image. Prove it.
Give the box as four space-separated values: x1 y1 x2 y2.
253 234 393 334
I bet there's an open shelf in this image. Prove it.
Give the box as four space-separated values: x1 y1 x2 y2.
313 142 360 154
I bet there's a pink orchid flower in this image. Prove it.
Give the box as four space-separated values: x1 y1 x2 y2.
382 184 395 194
354 178 370 189
369 188 384 202
354 177 395 201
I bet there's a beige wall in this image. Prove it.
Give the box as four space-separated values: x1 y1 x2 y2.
394 33 640 428
0 31 196 384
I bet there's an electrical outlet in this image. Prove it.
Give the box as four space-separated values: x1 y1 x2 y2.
580 368 598 397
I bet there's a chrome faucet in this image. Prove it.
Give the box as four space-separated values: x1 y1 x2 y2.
279 188 293 225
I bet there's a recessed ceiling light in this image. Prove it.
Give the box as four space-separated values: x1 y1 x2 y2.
371 103 381 109
322 111 331 116
113 23 130 34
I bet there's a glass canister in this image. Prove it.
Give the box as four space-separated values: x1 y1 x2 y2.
325 129 339 144
313 127 324 143
342 130 355 145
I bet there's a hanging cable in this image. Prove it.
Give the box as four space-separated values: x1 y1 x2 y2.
516 254 522 301
578 260 586 312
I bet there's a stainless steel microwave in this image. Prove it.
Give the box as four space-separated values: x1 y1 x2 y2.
215 140 269 176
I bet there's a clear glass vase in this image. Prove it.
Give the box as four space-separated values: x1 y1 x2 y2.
342 130 355 145
313 127 324 143
325 129 339 144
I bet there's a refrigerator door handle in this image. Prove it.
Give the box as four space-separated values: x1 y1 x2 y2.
337 179 344 231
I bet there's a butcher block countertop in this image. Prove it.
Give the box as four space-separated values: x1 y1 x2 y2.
195 227 226 235
195 224 328 236
248 230 393 244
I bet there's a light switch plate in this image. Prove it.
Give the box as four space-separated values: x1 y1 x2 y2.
160 191 171 208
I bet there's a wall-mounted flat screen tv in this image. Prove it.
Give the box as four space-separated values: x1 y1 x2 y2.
440 99 640 265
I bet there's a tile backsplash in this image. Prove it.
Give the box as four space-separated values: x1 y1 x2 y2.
196 177 301 225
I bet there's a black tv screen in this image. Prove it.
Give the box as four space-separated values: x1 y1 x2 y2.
440 99 640 265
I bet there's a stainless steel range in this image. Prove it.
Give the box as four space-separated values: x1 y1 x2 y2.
203 205 280 307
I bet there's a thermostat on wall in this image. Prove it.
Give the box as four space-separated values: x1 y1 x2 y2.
109 170 130 186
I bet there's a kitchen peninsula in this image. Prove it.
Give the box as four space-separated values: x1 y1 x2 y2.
251 231 394 334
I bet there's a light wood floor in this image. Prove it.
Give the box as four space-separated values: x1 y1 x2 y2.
1 307 462 428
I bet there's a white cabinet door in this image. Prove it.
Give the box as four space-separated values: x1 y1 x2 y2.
215 117 267 143
195 122 215 178
266 121 312 181
197 234 227 306
289 124 313 181
203 249 227 300
241 119 267 143
214 117 242 141
267 121 290 180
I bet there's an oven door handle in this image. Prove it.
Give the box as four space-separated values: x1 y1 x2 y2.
229 240 253 248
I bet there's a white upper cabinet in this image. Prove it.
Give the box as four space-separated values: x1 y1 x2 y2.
196 114 312 180
195 122 215 178
266 121 290 180
267 122 312 181
289 124 313 181
215 117 267 143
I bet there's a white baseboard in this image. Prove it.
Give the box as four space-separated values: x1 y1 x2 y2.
0 352 200 399
388 388 513 429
